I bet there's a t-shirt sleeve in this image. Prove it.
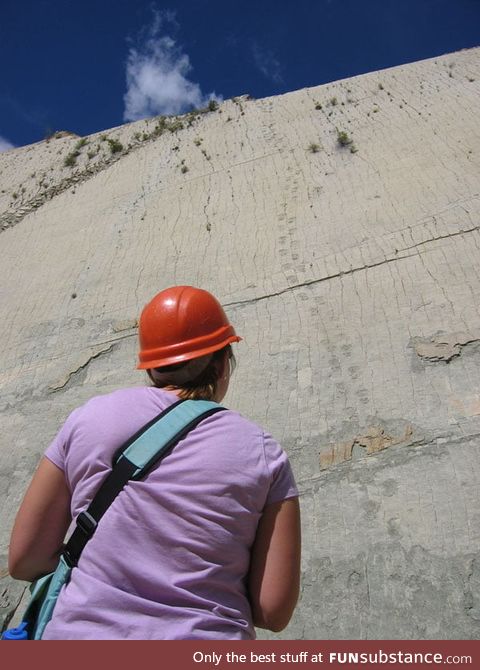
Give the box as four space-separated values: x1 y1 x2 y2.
263 432 299 505
44 408 81 474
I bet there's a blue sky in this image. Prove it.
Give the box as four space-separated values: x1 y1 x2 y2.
1 0 479 151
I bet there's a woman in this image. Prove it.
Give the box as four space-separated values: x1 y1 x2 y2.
8 285 301 639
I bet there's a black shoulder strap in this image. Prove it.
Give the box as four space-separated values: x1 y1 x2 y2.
63 398 226 568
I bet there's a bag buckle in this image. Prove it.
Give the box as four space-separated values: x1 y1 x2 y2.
63 512 98 568
76 511 98 538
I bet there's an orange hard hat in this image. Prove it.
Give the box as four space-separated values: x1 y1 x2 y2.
137 285 241 369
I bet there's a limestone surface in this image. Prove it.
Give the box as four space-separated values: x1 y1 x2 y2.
1 48 480 639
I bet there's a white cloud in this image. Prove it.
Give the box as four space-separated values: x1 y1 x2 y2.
252 43 283 84
123 17 221 121
0 135 15 153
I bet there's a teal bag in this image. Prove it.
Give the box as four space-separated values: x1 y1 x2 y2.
3 399 224 640
23 556 71 640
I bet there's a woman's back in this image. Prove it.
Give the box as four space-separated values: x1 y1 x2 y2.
42 386 297 639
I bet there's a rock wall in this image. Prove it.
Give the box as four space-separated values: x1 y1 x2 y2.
1 48 480 638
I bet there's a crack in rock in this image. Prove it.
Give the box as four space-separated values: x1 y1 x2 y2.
225 251 419 309
48 342 116 392
224 225 480 311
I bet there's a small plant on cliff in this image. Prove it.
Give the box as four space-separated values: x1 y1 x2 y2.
207 99 219 112
106 138 123 153
152 116 167 136
167 119 184 133
336 129 353 147
336 129 358 154
75 138 89 150
64 150 80 167
308 143 321 153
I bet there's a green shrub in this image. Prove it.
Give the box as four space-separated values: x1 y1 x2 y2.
168 120 184 133
74 138 89 150
336 130 352 147
106 138 123 153
153 116 167 135
64 150 80 167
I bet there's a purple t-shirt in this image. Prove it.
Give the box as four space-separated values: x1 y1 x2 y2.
42 386 298 640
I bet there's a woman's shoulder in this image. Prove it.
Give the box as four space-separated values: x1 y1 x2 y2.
75 385 174 415
207 407 289 464
213 405 267 437
203 408 298 502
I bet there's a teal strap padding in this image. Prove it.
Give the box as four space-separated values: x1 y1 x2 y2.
120 400 222 475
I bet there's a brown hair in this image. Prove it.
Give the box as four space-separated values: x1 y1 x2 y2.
148 345 235 401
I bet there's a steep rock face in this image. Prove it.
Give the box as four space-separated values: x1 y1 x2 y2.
1 48 480 638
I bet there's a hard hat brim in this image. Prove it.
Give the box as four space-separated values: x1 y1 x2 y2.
137 329 241 370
